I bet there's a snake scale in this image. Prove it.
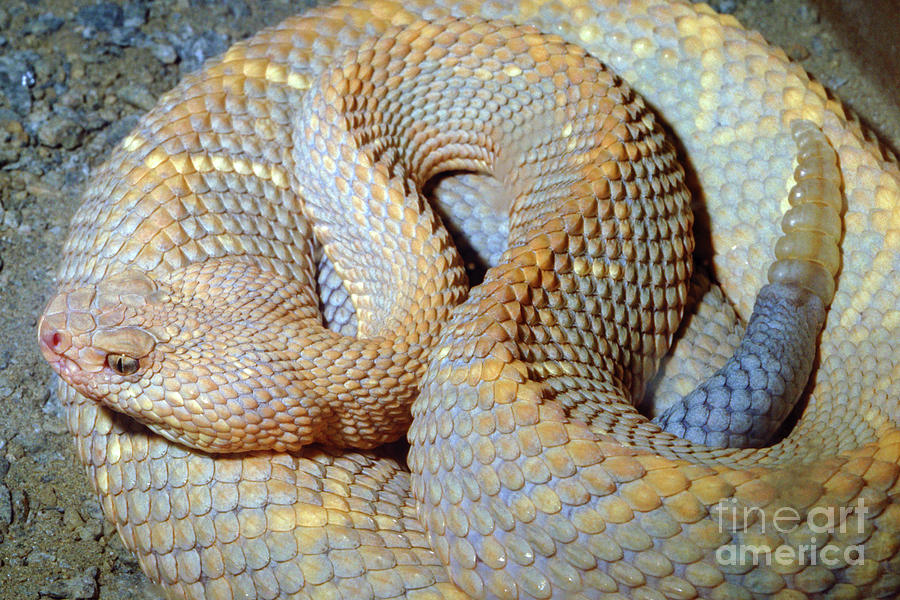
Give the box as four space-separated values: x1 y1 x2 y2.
35 1 900 599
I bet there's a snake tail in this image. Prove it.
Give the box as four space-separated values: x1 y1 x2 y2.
654 120 843 448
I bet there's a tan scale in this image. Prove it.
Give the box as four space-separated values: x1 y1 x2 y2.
34 1 900 599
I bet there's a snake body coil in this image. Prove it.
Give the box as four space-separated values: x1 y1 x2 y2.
35 1 900 599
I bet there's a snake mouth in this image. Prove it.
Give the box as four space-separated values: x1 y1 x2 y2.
38 341 80 383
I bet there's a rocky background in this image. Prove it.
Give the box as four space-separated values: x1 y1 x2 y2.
0 1 896 598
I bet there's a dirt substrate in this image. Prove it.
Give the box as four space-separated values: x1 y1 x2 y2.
0 1 896 598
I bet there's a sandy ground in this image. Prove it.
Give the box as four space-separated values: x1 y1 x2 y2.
0 0 896 598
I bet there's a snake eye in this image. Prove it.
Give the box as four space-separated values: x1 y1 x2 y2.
106 354 140 376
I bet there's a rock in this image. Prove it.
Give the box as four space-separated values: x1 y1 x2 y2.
827 75 849 90
36 114 85 150
3 539 28 567
109 26 144 47
103 565 162 600
1 209 20 230
706 0 737 14
226 0 252 17
797 3 819 24
810 35 827 57
176 29 231 73
76 520 103 542
34 483 58 509
115 83 157 111
63 507 86 531
42 385 66 422
79 499 105 527
42 567 100 600
0 146 19 166
0 483 12 528
83 113 139 155
123 2 149 28
0 369 11 395
787 43 811 62
23 13 65 36
1 112 28 146
13 427 48 455
76 3 124 32
192 0 251 17
10 487 27 523
150 41 178 64
0 52 38 115
0 113 26 165
25 550 56 567
42 417 68 435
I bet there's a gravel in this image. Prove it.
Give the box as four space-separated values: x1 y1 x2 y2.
0 0 895 598
0 1 303 597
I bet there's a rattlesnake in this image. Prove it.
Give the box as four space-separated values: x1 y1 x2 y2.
36 1 900 598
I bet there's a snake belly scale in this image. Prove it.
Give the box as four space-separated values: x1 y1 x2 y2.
35 1 900 599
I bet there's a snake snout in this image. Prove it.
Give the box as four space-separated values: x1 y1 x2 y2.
36 313 87 385
38 312 70 359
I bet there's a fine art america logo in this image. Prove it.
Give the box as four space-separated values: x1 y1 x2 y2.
714 497 867 567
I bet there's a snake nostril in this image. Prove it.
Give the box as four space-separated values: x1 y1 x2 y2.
39 323 68 355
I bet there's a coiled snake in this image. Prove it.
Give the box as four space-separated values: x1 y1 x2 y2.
36 1 900 598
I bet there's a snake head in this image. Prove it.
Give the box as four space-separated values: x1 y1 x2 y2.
38 269 167 401
37 260 325 453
